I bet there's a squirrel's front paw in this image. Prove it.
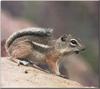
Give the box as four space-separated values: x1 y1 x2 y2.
55 72 68 79
53 70 61 76
58 74 68 79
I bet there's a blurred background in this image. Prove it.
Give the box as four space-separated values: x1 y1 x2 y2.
1 1 99 87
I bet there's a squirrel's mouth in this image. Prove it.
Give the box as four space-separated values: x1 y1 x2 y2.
74 48 85 54
75 51 80 54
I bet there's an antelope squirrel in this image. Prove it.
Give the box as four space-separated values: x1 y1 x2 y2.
5 27 85 76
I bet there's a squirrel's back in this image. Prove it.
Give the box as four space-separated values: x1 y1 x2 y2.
5 27 53 50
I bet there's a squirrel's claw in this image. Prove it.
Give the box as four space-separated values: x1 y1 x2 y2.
58 74 69 79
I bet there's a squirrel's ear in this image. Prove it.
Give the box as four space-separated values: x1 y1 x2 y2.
61 34 68 41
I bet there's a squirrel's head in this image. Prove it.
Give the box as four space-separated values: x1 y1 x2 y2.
55 34 85 55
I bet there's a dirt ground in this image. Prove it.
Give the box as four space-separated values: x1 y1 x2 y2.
1 57 93 88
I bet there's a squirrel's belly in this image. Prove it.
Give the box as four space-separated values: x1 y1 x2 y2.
29 50 46 64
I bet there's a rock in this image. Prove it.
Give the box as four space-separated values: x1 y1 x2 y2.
1 57 86 88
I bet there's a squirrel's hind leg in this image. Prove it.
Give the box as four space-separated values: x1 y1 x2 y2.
9 57 33 66
9 57 20 65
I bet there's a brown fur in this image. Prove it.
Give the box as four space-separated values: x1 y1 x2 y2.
45 50 61 74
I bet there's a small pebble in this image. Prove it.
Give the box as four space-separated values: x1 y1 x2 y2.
24 70 28 74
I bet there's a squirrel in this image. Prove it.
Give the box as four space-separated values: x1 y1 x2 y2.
5 27 85 76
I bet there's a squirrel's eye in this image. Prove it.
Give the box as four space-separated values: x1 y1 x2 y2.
70 39 78 47
71 40 77 45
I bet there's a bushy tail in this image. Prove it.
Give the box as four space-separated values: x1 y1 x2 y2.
5 27 53 50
